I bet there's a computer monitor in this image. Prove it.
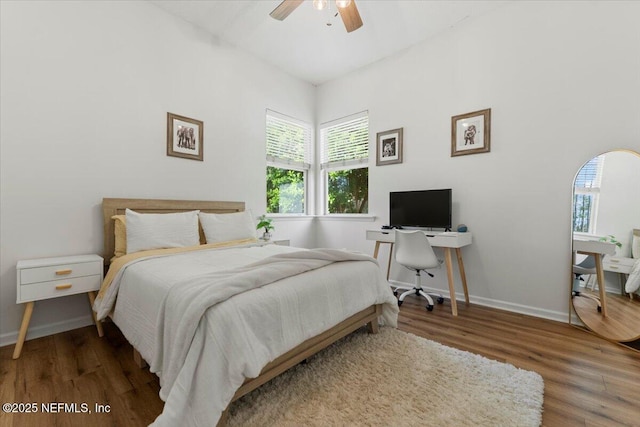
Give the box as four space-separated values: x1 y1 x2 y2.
389 189 452 230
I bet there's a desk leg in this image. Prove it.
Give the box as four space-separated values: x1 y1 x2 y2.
373 241 381 259
444 248 458 316
455 247 469 305
594 254 607 317
87 291 104 337
372 241 393 281
13 301 34 359
386 243 394 281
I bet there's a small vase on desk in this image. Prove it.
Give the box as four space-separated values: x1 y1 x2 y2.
262 231 272 241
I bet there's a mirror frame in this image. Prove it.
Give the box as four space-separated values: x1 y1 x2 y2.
569 149 640 344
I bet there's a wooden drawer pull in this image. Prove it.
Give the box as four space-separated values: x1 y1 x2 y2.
608 266 619 270
55 284 73 290
55 269 73 275
610 259 620 263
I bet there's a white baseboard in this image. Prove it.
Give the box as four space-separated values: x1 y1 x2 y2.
468 294 569 323
0 315 95 348
389 280 569 323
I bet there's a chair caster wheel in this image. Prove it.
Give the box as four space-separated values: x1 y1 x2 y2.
597 305 602 313
398 300 403 307
437 297 444 304
426 305 434 312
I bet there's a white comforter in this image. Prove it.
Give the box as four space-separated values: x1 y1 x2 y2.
95 244 398 426
625 258 640 294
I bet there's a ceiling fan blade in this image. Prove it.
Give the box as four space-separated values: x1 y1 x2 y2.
338 0 363 33
270 0 304 21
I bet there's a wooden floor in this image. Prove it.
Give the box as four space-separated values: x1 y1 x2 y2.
573 289 640 342
1 298 639 427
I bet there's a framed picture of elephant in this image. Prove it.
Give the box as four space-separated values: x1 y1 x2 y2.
451 108 491 157
167 112 204 161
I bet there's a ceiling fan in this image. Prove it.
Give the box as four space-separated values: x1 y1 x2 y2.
270 0 363 33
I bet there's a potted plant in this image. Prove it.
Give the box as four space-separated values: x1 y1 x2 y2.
599 235 622 253
256 215 274 241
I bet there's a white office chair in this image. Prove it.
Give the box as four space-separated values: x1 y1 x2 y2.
572 254 602 312
393 230 444 311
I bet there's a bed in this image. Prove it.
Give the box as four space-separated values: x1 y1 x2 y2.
94 198 398 426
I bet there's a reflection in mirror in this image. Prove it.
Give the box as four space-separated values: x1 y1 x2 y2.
571 150 640 348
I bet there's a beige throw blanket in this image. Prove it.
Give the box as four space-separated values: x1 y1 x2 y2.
155 248 394 402
93 243 398 426
149 248 398 426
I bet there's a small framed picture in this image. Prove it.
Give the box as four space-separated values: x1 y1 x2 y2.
376 128 403 166
167 112 203 161
451 108 491 157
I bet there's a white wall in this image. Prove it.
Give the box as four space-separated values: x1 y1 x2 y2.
596 151 640 256
0 1 315 344
594 151 640 291
316 1 640 320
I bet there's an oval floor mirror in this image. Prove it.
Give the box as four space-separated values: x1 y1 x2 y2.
570 149 640 349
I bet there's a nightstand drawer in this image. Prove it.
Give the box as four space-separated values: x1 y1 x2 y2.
18 275 102 303
20 261 102 285
603 255 635 274
602 263 632 274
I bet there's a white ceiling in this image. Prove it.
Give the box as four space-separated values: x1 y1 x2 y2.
148 0 509 85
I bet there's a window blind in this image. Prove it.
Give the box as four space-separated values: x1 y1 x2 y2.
575 155 604 193
320 111 369 169
266 110 312 169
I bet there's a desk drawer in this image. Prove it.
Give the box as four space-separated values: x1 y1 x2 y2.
18 275 101 303
20 261 102 285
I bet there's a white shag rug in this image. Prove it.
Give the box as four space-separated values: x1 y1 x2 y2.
227 327 544 426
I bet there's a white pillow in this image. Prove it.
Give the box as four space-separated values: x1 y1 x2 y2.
199 211 257 244
125 209 200 254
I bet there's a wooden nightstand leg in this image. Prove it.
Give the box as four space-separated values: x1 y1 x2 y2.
13 301 34 359
87 291 104 337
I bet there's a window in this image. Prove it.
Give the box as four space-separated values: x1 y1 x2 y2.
265 110 312 214
320 112 369 214
573 155 604 233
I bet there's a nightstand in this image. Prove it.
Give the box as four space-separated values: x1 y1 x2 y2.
602 254 635 296
13 254 104 359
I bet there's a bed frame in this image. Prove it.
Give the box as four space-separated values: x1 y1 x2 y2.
100 197 382 426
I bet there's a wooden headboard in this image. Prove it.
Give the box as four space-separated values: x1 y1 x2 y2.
102 198 245 264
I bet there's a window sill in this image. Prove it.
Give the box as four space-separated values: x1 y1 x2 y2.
316 214 377 222
266 214 315 221
265 214 377 222
573 232 604 239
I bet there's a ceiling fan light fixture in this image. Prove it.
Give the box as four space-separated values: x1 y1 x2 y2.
270 0 362 33
312 0 328 11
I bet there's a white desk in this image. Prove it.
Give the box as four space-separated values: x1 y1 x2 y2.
573 238 616 317
366 230 473 316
